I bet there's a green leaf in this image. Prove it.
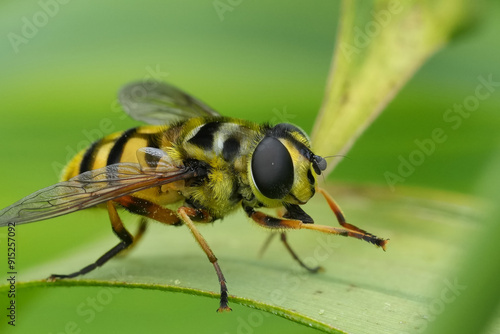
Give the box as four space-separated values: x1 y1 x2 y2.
423 149 500 334
2 185 497 333
312 0 477 175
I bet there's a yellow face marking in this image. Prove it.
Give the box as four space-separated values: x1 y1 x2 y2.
279 139 315 204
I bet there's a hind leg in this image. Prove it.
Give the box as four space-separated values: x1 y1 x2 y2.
48 201 133 280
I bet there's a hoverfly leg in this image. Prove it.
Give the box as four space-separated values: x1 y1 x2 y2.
258 232 278 259
133 218 148 245
114 195 182 226
117 218 148 258
248 207 323 272
178 207 231 313
257 206 287 257
316 187 372 235
113 196 231 312
258 210 322 273
317 187 388 249
244 206 388 250
277 208 321 272
279 232 323 273
48 201 133 281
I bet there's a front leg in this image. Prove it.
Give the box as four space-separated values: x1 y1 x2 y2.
243 205 387 249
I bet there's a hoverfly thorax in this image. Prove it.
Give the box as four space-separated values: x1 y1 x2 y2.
248 123 326 207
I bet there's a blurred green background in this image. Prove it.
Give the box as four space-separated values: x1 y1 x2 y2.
0 0 499 333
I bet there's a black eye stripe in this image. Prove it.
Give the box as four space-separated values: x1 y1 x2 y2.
307 169 315 185
251 137 294 199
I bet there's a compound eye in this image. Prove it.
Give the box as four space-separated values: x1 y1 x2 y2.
273 123 310 140
251 137 294 199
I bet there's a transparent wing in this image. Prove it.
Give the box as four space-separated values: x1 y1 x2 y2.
0 148 197 226
119 81 221 124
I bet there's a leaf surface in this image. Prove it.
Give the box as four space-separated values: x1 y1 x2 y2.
312 0 475 175
2 185 494 333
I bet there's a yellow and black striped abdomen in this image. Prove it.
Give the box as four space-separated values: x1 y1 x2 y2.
61 125 164 180
61 125 184 206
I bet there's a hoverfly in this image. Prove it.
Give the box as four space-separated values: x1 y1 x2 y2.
0 81 387 312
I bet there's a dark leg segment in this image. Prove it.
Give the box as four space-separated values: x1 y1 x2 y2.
48 201 133 280
280 232 323 273
258 232 277 259
117 217 148 257
133 218 148 245
259 209 322 272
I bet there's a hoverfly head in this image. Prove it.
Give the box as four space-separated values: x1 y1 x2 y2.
249 123 326 207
